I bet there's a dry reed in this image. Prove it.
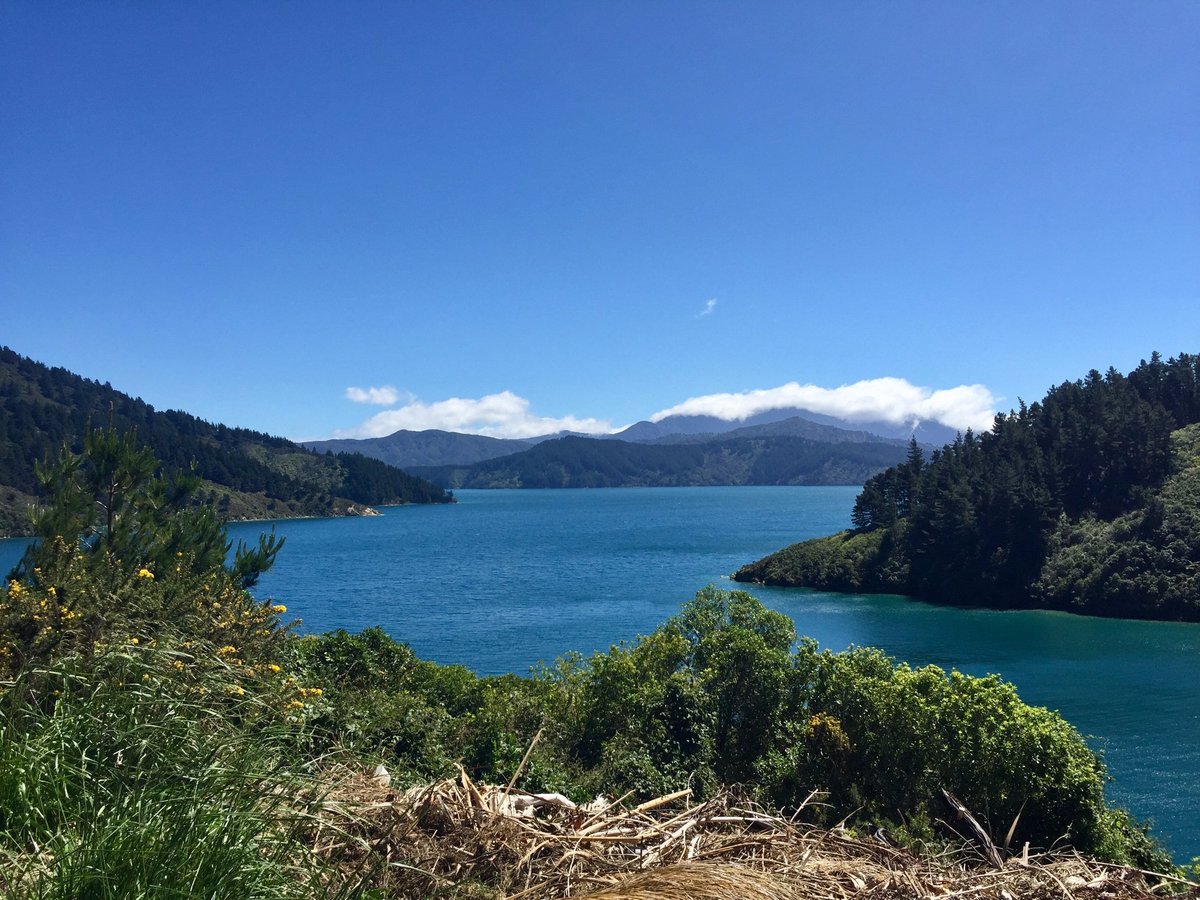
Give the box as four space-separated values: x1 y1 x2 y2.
311 766 1198 899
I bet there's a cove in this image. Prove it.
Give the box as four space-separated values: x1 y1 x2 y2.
2 485 1196 862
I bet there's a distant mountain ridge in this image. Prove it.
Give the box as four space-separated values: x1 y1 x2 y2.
305 429 536 468
408 432 911 489
0 347 452 536
615 409 958 445
310 410 947 471
632 415 917 447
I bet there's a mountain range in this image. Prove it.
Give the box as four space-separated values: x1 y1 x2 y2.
406 432 912 489
304 409 949 470
611 409 957 445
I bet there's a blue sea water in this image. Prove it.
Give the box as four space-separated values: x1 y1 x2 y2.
2 485 1197 862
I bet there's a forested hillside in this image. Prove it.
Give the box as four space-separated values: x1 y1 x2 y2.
0 347 451 535
411 433 910 489
736 353 1200 621
304 428 536 468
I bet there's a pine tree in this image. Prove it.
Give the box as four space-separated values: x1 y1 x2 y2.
10 423 283 588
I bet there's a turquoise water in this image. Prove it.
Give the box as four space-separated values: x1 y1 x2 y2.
2 485 1197 862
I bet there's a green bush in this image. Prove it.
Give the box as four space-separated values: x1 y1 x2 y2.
516 588 1169 868
2 424 286 677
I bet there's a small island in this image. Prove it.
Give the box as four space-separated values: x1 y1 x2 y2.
735 353 1200 622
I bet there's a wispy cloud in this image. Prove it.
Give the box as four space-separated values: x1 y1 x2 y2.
698 297 718 317
649 378 998 433
345 385 404 406
335 390 617 440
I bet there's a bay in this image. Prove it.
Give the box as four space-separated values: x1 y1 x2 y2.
2 485 1196 862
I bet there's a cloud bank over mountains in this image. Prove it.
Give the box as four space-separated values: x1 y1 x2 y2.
335 378 1000 440
334 390 615 440
649 379 998 434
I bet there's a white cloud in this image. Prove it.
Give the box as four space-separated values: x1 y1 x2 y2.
345 385 404 406
335 390 617 440
649 378 998 433
698 297 718 317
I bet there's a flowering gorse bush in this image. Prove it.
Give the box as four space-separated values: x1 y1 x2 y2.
0 424 336 725
2 424 286 676
1 538 292 679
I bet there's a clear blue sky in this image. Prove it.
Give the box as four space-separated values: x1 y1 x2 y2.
2 1 1197 440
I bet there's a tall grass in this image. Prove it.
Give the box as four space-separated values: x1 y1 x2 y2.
0 646 364 900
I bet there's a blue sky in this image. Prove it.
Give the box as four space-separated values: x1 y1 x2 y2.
2 1 1196 440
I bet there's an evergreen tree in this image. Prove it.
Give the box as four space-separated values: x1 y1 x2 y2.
11 424 283 589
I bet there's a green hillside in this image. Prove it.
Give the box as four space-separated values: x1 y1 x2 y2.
736 353 1200 621
0 347 451 535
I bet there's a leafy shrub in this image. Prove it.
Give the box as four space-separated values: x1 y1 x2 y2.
735 527 908 593
519 589 1169 868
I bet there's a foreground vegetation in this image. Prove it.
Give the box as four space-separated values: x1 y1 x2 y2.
0 427 1185 896
737 353 1200 621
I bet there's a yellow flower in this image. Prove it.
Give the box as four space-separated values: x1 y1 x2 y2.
7 580 23 598
271 604 287 614
137 568 154 580
130 637 140 645
267 663 281 673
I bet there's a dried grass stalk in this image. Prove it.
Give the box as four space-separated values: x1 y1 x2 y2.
311 766 1197 900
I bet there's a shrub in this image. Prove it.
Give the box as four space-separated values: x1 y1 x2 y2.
2 424 285 676
525 588 1169 868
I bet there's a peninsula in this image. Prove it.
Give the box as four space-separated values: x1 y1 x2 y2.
736 353 1200 622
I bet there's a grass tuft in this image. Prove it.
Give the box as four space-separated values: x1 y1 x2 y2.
0 646 366 900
